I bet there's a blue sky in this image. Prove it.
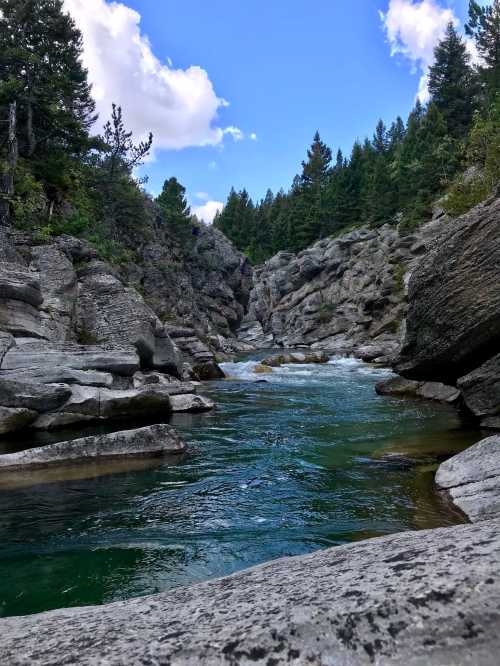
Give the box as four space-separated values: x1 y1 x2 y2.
65 0 475 221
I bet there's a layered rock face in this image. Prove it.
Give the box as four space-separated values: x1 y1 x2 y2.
239 222 440 361
2 519 499 665
0 227 221 441
123 221 253 340
395 196 500 426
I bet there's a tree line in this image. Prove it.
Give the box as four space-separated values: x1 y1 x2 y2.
215 1 500 264
0 0 197 260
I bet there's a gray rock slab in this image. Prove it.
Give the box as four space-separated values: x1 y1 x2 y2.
376 376 422 397
0 262 43 307
0 424 185 470
1 519 500 665
436 436 500 522
0 406 38 435
458 353 500 417
0 297 45 338
375 377 460 404
396 197 500 382
417 381 461 404
0 366 114 387
0 379 71 411
2 341 140 376
169 393 215 413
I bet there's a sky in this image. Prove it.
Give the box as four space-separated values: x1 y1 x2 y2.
63 0 479 223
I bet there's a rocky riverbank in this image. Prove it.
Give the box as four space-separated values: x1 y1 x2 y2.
2 513 499 665
1 196 499 662
0 220 249 468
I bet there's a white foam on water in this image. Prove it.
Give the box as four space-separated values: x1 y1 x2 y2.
220 355 394 384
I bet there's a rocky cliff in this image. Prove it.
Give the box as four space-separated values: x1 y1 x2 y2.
238 219 443 363
0 218 250 439
395 195 500 428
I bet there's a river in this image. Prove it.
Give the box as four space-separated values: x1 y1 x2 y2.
0 355 480 618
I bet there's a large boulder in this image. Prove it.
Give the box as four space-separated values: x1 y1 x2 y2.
396 197 500 383
457 353 500 423
0 424 185 470
1 519 499 665
436 436 500 523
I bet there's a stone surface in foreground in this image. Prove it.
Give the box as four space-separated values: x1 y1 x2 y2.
436 436 500 523
2 520 500 665
0 424 185 470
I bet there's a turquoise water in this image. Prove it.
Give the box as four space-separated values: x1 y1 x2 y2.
0 356 479 618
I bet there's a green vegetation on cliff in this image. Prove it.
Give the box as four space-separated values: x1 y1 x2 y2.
215 2 500 263
0 1 499 267
0 0 197 263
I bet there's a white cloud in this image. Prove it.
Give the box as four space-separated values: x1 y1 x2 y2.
195 191 210 201
250 132 258 141
223 126 244 141
192 200 224 225
208 160 218 170
63 0 242 152
380 0 459 102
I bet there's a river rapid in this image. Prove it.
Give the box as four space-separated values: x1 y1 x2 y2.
0 355 480 618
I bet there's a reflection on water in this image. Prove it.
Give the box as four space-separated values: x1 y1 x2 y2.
0 355 482 618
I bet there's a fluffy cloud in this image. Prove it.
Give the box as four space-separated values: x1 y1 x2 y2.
380 0 459 101
192 200 224 225
63 0 242 151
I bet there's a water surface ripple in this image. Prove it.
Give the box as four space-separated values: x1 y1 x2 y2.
0 356 480 617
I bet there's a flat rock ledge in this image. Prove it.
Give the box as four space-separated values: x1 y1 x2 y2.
2 519 500 665
436 436 500 523
375 376 461 404
0 424 185 470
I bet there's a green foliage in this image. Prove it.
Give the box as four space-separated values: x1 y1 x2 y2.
317 303 336 324
445 95 500 215
428 23 477 137
11 161 48 228
466 0 500 99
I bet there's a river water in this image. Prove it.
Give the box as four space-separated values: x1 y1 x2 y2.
0 355 480 618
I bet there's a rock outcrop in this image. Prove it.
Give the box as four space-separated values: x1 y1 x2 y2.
436 436 500 523
1 519 499 665
261 351 330 367
395 195 500 425
0 424 185 470
375 376 461 404
239 221 441 360
0 224 230 442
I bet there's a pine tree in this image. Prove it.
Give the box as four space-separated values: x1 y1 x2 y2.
428 22 477 136
0 0 97 160
157 177 190 223
294 131 333 246
466 0 500 99
98 104 153 182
